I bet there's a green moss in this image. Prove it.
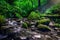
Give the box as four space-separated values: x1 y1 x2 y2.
28 11 40 20
54 23 60 28
0 15 6 26
37 24 51 31
22 22 28 29
37 18 50 25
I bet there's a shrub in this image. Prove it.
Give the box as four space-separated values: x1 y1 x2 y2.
28 11 40 20
22 22 28 29
14 0 38 17
45 3 60 14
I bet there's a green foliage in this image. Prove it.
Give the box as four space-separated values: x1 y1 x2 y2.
0 0 15 18
15 13 23 19
28 11 40 20
55 19 60 24
0 0 49 17
22 22 28 29
0 0 38 17
13 0 38 17
0 15 6 26
41 0 48 6
5 0 15 5
45 3 60 14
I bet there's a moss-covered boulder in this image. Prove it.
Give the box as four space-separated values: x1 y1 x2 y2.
37 18 50 25
37 24 51 32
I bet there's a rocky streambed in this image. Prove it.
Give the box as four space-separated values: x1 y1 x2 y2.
0 18 60 40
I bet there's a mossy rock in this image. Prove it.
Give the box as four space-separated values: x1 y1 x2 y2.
22 22 28 29
0 15 6 26
54 23 60 28
37 24 51 32
37 18 50 25
24 21 31 28
47 38 53 40
28 11 40 20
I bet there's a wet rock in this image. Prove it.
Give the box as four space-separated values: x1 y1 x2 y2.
0 34 8 40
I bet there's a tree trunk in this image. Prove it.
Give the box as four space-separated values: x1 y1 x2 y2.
38 0 41 11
